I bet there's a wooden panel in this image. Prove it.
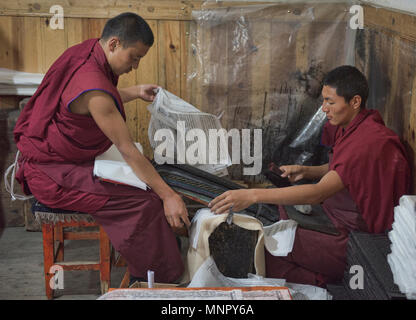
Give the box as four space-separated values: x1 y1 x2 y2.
0 16 17 69
40 16 67 73
158 20 182 97
137 20 158 158
201 18 226 116
249 20 271 183
14 16 42 72
66 17 90 47
187 20 207 110
364 5 416 43
0 1 274 20
356 25 416 192
180 21 191 103
88 18 106 39
250 21 271 127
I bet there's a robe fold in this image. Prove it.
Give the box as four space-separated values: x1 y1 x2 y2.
265 108 411 287
13 39 184 282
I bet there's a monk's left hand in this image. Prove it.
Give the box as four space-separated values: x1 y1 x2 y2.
208 189 255 214
137 84 159 102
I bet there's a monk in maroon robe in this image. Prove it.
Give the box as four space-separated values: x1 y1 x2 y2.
210 66 411 287
14 13 190 284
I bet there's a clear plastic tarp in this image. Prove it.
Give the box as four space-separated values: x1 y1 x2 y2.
187 1 357 182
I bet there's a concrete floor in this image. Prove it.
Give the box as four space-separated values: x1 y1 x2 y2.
0 227 127 300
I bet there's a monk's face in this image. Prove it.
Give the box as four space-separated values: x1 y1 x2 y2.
321 85 361 128
105 38 150 76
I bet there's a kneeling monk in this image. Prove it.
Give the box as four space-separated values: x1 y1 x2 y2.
14 12 190 284
209 65 411 287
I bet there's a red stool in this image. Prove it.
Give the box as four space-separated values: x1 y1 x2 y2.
33 201 112 299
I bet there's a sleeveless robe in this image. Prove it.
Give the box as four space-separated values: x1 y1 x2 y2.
265 109 411 287
13 39 183 282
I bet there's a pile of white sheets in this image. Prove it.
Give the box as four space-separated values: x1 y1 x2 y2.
387 195 416 300
0 68 43 95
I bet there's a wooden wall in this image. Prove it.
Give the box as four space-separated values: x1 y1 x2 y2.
0 1 415 227
360 5 416 192
0 15 191 157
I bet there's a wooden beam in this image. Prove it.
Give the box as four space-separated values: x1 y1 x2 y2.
0 1 275 20
364 4 416 42
58 261 101 271
63 231 99 240
0 1 351 21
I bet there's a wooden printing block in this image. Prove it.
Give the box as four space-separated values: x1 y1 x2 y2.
208 222 258 278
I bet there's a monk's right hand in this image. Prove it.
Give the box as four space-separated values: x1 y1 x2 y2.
279 165 305 183
162 193 191 230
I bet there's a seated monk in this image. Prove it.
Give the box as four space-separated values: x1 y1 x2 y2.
13 13 190 285
209 65 412 287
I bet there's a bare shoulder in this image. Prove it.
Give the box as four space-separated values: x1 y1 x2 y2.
68 90 114 116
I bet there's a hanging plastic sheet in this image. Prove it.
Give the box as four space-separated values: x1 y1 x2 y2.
187 1 356 182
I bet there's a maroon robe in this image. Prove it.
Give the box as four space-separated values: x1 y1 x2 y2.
265 108 411 287
13 39 183 282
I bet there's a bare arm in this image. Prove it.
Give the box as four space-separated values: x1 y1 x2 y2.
118 84 159 103
209 170 344 214
279 163 329 183
85 90 190 229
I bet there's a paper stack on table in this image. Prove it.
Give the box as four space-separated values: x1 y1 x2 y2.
387 195 416 300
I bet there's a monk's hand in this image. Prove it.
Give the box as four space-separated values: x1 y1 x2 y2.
162 193 191 231
208 190 255 214
279 165 305 183
137 84 159 102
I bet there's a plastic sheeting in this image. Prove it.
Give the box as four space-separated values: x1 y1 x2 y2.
187 1 356 182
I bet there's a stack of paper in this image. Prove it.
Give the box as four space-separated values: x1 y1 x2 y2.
0 68 43 95
188 256 330 300
147 88 232 176
93 143 148 190
98 285 293 300
387 195 416 300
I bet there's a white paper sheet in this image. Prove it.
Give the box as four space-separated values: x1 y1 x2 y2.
188 256 330 300
0 68 44 95
387 195 416 299
190 208 297 257
188 256 286 288
263 219 298 257
93 143 148 190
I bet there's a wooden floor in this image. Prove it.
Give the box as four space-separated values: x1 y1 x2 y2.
0 227 126 300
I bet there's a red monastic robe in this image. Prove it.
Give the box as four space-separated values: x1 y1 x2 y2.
265 108 411 287
14 39 184 282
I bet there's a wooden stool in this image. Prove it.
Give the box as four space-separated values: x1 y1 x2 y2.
32 201 112 299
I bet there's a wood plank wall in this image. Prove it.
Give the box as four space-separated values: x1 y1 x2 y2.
188 3 355 182
0 15 190 157
0 1 414 189
361 5 416 192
